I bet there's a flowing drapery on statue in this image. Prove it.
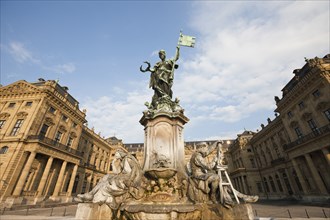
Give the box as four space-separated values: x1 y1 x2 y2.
76 149 144 209
186 141 259 208
140 47 180 109
140 32 195 113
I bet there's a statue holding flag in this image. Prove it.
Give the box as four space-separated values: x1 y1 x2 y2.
140 32 196 113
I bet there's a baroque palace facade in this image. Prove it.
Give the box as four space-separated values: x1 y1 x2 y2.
0 79 124 207
125 54 330 202
1 54 329 207
227 54 330 201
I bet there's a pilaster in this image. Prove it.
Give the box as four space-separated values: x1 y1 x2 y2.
304 153 328 194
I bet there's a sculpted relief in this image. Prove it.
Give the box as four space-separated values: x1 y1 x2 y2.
76 143 258 216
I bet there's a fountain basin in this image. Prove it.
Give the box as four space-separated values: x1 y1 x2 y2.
145 168 177 180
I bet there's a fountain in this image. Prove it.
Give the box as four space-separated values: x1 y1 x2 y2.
75 33 258 220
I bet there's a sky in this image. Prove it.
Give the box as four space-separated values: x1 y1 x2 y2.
1 1 329 143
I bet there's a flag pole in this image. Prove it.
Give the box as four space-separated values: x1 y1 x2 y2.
169 31 182 87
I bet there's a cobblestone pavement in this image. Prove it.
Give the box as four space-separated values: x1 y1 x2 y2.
0 200 329 220
251 200 330 219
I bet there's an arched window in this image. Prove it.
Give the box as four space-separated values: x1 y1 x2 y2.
269 176 277 192
263 177 270 193
275 174 283 192
0 146 9 154
266 147 273 161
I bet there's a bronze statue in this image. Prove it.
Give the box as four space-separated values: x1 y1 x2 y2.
140 47 180 109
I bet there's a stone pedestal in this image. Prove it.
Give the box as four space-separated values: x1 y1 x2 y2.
75 203 113 220
4 197 24 208
75 202 255 220
140 111 189 177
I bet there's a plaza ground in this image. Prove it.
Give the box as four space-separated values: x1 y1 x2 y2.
0 200 329 220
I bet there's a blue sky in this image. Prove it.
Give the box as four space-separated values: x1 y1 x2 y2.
1 1 329 143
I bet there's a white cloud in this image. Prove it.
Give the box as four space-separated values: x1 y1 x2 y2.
73 1 329 143
8 41 40 64
54 63 76 73
45 62 77 74
6 41 76 74
81 88 150 143
175 1 329 125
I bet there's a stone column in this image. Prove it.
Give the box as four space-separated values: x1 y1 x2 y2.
284 169 298 194
12 151 37 196
37 156 54 196
93 175 98 187
24 170 35 191
291 158 309 194
304 153 328 194
321 148 330 166
277 172 288 195
66 164 78 196
76 172 85 194
85 173 92 193
241 176 248 194
52 160 67 196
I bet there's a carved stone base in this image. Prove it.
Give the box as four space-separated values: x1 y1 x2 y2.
75 202 255 220
75 203 113 220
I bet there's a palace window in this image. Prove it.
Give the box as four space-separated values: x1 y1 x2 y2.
54 131 63 143
298 101 305 109
324 109 330 122
256 182 263 193
312 89 321 98
282 172 293 195
275 174 283 192
0 146 9 154
39 124 49 138
294 127 303 139
49 106 56 114
67 137 74 148
25 101 33 107
250 158 256 168
287 111 293 118
8 102 16 108
269 176 277 192
292 170 303 192
263 177 270 193
307 119 319 134
10 119 24 136
62 115 68 122
0 120 5 129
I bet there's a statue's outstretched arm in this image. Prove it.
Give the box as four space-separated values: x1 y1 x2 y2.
174 46 180 61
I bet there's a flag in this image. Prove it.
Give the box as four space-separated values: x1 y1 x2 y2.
178 33 196 48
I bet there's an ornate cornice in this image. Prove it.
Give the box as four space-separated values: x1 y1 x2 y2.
0 80 43 98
